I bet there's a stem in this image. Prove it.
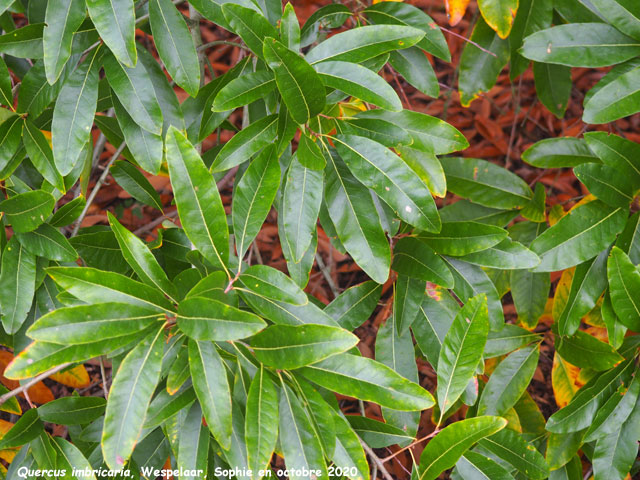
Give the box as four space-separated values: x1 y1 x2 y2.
380 428 440 464
0 363 72 406
197 40 249 52
361 440 394 480
439 25 498 58
71 141 127 237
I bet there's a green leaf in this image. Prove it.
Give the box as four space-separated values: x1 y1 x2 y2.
239 264 307 305
102 328 164 469
323 148 391 284
27 302 164 344
554 250 608 336
315 61 401 111
584 131 640 187
305 25 425 64
478 344 540 416
280 3 300 50
391 236 453 287
251 324 358 369
5 334 147 379
245 365 279 478
455 451 515 480
23 119 64 192
165 126 229 270
324 281 382 331
104 52 163 135
177 296 265 341
418 416 507 480
0 115 23 171
485 324 542 358
213 71 276 112
263 37 325 124
330 412 370 480
232 145 279 263
589 0 640 39
110 161 163 210
347 415 413 448
188 339 232 449
530 200 626 272
584 66 640 123
222 4 278 61
419 222 508 256
108 212 177 301
0 57 11 107
49 196 85 227
592 402 640 480
522 137 598 168
0 24 45 58
16 223 78 262
281 157 323 262
334 134 440 232
444 258 504 331
86 0 136 66
376 314 420 439
0 409 43 449
0 189 54 233
443 157 532 209
299 352 434 411
53 437 98 480
608 247 640 332
0 237 36 334
478 428 550 479
436 295 489 417
300 4 350 47
149 0 200 96
458 238 540 270
458 17 509 106
520 23 640 67
357 109 468 155
111 93 163 175
584 368 640 442
279 382 328 480
38 397 106 425
546 359 635 433
575 164 634 207
533 62 571 118
363 2 449 60
52 47 100 176
211 114 278 172
177 402 209 480
47 266 175 313
392 275 424 336
43 0 85 84
389 48 439 98
556 329 624 371
340 118 412 150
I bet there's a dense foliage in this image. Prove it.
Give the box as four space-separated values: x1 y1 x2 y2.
0 0 638 479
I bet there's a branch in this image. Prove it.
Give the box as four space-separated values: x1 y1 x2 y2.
0 363 72 406
71 141 127 237
361 439 395 480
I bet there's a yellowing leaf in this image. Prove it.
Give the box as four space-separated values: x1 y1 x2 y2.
445 0 471 26
551 353 579 408
50 365 91 388
552 267 575 320
0 350 54 405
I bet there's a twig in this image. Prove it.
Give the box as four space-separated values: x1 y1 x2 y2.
0 363 72 406
316 252 339 298
133 210 178 236
71 141 127 237
439 25 497 58
99 356 109 398
197 40 249 52
361 440 394 480
380 428 440 464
